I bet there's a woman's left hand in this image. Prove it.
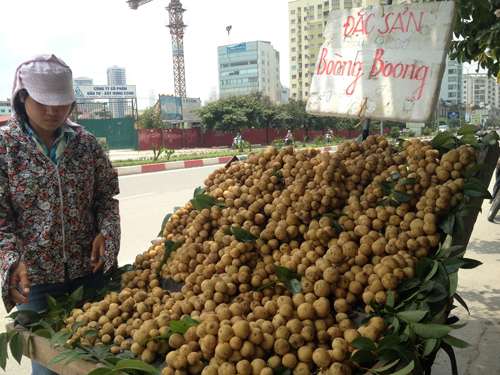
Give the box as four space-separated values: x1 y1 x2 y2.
91 232 105 273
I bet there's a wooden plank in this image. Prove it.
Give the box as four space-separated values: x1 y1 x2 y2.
6 323 108 375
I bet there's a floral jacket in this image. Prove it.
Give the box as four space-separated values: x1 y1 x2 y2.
0 119 121 312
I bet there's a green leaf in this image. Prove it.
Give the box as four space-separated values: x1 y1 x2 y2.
386 290 395 309
391 360 415 375
396 278 421 293
33 329 52 339
424 293 448 303
87 369 112 375
51 330 68 349
193 186 205 198
440 214 456 235
459 134 478 145
463 178 493 199
436 245 465 259
380 180 397 196
114 359 160 373
355 133 363 145
0 333 8 371
84 330 99 337
70 321 86 333
5 310 40 321
416 258 434 280
448 272 458 296
274 367 292 375
400 178 417 185
442 335 471 348
224 227 233 235
409 323 453 339
157 213 172 237
441 258 466 273
453 293 470 314
68 286 84 307
391 172 403 180
436 263 451 296
46 294 59 310
372 359 400 372
331 220 344 233
397 310 427 323
378 335 401 350
460 258 482 269
274 265 303 294
458 124 480 135
465 163 491 181
375 198 389 208
350 349 375 365
423 338 439 357
424 261 439 282
351 337 377 351
195 193 226 209
389 198 400 207
322 213 347 219
432 131 454 147
189 198 208 211
48 350 79 366
157 240 180 275
231 226 260 243
393 190 413 202
9 331 24 365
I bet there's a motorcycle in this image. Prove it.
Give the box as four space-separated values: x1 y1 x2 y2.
284 136 292 146
232 137 244 150
487 166 500 222
326 133 332 143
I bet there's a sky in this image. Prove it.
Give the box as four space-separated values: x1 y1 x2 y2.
0 0 291 109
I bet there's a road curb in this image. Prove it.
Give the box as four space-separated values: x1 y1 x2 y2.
114 136 435 176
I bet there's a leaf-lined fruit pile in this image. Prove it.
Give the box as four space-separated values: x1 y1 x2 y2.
66 134 490 375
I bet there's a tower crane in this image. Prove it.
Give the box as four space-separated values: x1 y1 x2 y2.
127 0 187 98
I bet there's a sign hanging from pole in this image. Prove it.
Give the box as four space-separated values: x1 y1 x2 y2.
306 2 458 123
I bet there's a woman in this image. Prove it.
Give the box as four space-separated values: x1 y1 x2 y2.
0 54 120 373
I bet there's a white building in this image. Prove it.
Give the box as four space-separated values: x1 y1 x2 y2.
462 73 500 109
106 66 127 118
218 41 284 103
439 58 463 105
0 100 11 115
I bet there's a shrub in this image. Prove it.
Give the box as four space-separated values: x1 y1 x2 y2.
422 127 432 136
314 135 326 145
390 127 400 139
272 138 284 150
408 130 416 137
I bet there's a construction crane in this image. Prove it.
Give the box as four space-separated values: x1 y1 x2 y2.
127 0 187 98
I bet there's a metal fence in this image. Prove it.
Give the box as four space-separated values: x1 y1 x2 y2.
74 99 139 122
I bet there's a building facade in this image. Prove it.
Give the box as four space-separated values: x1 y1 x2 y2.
73 76 94 104
106 65 127 118
439 58 463 105
288 0 398 100
0 100 11 115
218 41 284 103
463 73 500 109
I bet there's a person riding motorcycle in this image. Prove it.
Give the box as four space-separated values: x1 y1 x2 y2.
284 130 293 146
232 133 243 150
326 129 333 143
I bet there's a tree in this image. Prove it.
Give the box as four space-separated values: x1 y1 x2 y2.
197 95 259 133
445 0 500 81
137 106 161 130
248 92 289 143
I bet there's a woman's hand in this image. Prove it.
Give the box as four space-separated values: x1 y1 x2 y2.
91 232 106 273
8 262 30 305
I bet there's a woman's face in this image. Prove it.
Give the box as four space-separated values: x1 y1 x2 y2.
20 94 72 135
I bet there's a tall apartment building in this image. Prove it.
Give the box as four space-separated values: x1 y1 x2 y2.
288 0 398 100
462 73 500 110
439 58 463 105
218 41 284 103
73 76 94 104
106 65 127 118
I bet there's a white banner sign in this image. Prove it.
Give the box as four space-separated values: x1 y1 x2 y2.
74 85 136 99
306 2 457 123
181 97 202 122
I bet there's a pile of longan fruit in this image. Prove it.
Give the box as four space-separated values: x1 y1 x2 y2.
67 136 477 375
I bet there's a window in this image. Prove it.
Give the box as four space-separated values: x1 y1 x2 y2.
318 24 323 28
292 56 296 61
291 9 295 14
291 28 296 33
305 92 309 96
310 25 315 30
319 43 323 48
267 52 269 57
304 16 308 21
262 78 265 82
267 61 269 65
293 93 297 97
310 54 315 58
318 33 323 38
262 60 265 64
292 47 296 52
332 0 339 5
291 19 296 24
449 92 457 97
318 4 322 9
448 69 456 74
449 77 457 82
305 64 309 68
310 44 315 48
262 51 265 56
310 15 315 20
268 79 270 83
310 34 314 39
311 63 315 67
318 14 323 19
291 38 296 43
310 6 314 10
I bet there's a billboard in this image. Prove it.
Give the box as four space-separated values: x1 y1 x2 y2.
181 98 202 122
471 114 482 124
306 2 457 123
447 111 460 120
227 43 246 53
160 96 183 121
74 85 136 99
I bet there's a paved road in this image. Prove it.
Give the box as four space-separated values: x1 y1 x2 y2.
1 165 499 374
